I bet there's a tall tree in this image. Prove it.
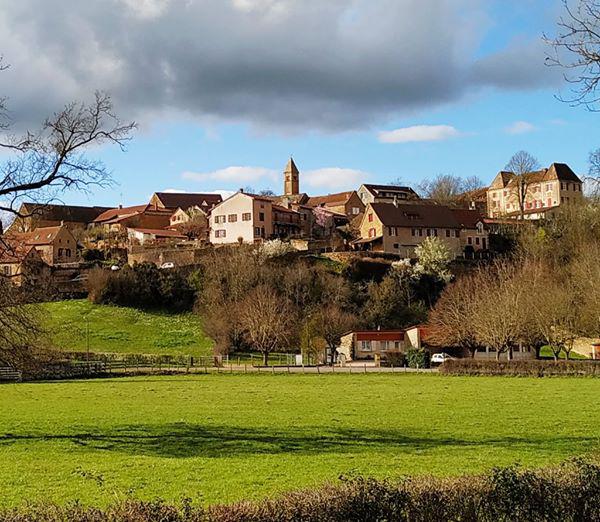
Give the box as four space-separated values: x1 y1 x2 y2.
239 285 294 365
505 151 541 220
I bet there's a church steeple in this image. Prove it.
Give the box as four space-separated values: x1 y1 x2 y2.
284 157 300 196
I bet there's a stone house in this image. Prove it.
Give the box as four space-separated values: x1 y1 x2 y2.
92 204 172 233
355 202 464 257
486 162 583 219
0 243 48 286
5 225 80 266
5 203 110 234
305 191 365 219
357 184 420 205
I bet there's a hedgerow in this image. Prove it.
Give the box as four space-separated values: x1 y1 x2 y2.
2 459 599 521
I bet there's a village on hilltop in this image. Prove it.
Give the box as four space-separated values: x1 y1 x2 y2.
0 157 584 293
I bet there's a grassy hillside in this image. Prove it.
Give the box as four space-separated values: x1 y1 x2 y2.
0 373 599 507
39 300 213 357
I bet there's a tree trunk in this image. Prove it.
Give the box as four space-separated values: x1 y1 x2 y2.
263 351 269 366
496 350 500 361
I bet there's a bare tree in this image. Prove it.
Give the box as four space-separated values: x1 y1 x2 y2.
1 92 135 218
418 174 485 205
239 285 294 365
545 0 600 110
587 148 600 198
505 151 541 220
428 274 483 358
313 304 356 364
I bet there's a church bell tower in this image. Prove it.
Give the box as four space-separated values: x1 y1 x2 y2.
283 157 300 196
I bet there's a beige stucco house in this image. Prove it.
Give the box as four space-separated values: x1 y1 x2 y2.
487 162 583 219
305 191 365 219
209 191 275 244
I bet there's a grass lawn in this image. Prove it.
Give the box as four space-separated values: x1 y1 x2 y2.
39 300 214 357
0 373 599 507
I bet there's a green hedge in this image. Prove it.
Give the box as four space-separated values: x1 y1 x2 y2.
406 348 430 369
440 359 600 377
3 459 599 521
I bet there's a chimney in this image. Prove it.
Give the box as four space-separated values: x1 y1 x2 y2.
393 195 398 208
118 204 123 209
239 188 244 194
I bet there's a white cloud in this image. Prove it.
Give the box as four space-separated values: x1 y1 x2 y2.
162 188 186 193
303 167 369 192
505 120 536 135
378 125 461 144
182 166 277 184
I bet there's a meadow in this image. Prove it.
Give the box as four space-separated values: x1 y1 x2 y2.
39 300 214 357
0 373 599 507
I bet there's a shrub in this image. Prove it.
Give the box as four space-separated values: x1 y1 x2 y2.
440 358 600 377
87 263 195 311
382 351 405 367
406 348 430 369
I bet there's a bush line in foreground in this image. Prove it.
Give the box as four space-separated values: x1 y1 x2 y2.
2 458 600 521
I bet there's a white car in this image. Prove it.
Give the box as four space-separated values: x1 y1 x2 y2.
160 262 175 269
431 353 453 364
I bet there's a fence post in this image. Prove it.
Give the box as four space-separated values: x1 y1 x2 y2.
317 365 320 374
364 363 367 374
244 363 247 374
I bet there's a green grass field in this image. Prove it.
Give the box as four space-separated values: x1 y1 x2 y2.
0 373 599 507
39 300 214 357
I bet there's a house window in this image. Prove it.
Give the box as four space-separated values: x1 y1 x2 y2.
381 341 390 351
215 215 226 224
58 248 63 257
215 230 226 238
476 222 484 234
242 213 251 221
228 214 237 223
361 340 372 352
419 229 423 237
394 341 401 350
455 230 460 238
259 212 265 222
467 237 472 245
66 249 71 257
446 229 450 237
411 228 416 237
368 213 373 222
254 227 261 237
388 227 396 236
475 237 480 246
426 229 431 237
369 228 376 238
2 266 10 275
393 243 399 249
352 207 360 215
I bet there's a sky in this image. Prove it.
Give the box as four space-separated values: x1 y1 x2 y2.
0 0 598 207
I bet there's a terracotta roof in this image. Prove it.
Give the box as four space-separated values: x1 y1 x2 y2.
153 192 223 209
457 187 488 203
306 191 355 207
9 226 64 246
272 204 299 215
93 205 149 223
450 208 485 229
370 203 461 229
0 244 38 264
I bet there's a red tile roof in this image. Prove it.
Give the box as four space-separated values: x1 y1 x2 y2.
8 226 64 246
450 208 485 229
93 205 150 223
306 191 355 207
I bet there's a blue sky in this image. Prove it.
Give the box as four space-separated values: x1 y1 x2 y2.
1 0 598 207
